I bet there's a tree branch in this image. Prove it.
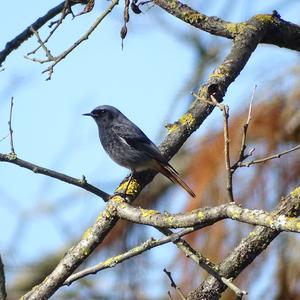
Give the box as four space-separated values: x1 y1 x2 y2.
187 186 300 299
164 268 187 300
63 227 197 286
0 153 110 201
113 196 300 232
238 144 300 167
152 1 300 51
237 87 255 163
0 255 6 300
0 1 88 66
157 228 247 298
8 97 15 154
36 0 119 80
209 95 234 202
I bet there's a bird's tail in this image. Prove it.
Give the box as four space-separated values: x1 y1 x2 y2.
157 162 196 198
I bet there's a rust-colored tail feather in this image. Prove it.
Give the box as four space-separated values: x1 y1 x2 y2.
157 162 196 198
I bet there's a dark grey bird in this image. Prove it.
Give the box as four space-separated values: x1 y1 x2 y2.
83 105 195 197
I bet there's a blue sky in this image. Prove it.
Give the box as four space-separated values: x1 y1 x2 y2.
1 0 300 298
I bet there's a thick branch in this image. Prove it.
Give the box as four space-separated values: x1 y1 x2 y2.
23 200 119 299
153 0 300 51
187 186 300 299
113 196 300 232
152 0 233 38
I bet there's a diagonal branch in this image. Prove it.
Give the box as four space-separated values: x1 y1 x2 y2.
187 186 300 299
152 0 300 51
0 153 110 201
63 227 197 286
157 227 247 298
164 268 187 300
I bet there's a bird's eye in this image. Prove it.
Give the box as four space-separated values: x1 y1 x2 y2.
92 109 106 115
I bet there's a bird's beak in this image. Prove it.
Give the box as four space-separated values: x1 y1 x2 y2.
82 112 93 117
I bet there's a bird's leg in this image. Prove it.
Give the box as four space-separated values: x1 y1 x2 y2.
124 171 134 196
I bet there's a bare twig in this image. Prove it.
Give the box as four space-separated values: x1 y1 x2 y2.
64 227 198 285
0 1 83 66
210 94 234 202
193 92 235 201
239 144 300 167
0 134 9 143
158 228 247 298
0 255 6 300
222 104 233 201
28 0 75 56
28 27 55 60
8 97 15 154
0 153 110 201
164 268 186 300
237 86 256 162
42 0 119 80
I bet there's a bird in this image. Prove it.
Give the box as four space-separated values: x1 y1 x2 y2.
83 105 195 197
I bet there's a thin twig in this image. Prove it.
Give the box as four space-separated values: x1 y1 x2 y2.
237 86 256 162
0 1 67 66
8 97 15 154
230 85 256 173
0 255 6 300
27 0 74 56
0 153 110 201
158 228 247 297
28 27 55 60
193 91 235 202
0 134 9 143
211 94 234 202
239 144 300 167
64 227 197 285
164 268 186 300
42 0 119 80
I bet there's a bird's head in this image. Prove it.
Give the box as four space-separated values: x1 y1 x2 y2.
83 105 121 127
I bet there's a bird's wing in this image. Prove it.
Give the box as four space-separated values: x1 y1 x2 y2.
112 123 170 165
